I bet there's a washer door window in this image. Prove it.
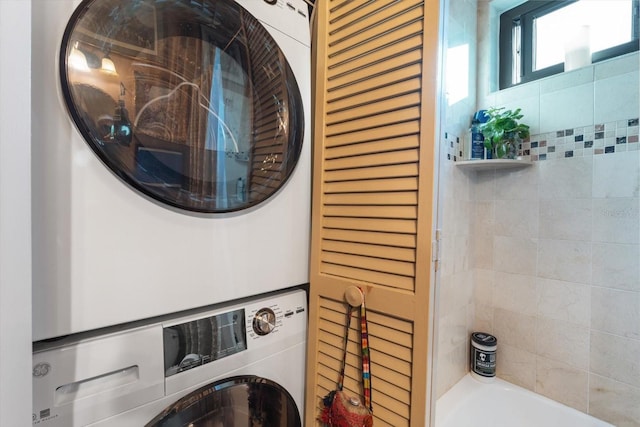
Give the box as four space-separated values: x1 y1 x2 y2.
146 376 301 426
61 0 304 213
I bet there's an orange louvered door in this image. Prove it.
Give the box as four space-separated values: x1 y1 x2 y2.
306 1 441 426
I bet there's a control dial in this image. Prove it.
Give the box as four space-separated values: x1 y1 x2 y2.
253 308 276 336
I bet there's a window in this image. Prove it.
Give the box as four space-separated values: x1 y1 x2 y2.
499 0 639 89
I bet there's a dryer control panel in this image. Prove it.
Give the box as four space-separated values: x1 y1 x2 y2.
32 289 307 427
163 308 247 378
164 289 307 396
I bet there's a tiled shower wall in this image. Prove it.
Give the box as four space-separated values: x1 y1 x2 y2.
474 61 638 427
434 0 477 399
471 148 640 426
471 47 640 426
434 0 640 424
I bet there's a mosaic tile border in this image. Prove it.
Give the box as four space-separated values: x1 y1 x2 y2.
446 117 639 162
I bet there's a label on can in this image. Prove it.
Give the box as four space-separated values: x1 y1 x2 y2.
471 346 496 377
471 132 485 159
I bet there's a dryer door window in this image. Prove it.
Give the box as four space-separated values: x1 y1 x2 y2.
60 0 304 213
146 376 301 426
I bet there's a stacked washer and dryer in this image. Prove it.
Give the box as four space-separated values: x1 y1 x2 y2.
31 0 311 425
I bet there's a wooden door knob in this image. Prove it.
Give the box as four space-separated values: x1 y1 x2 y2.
345 286 364 306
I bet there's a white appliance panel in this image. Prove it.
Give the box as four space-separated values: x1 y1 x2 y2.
32 289 307 426
32 0 311 340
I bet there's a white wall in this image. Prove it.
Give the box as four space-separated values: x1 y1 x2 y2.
0 1 32 424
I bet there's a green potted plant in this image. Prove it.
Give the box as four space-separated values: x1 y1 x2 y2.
479 107 530 159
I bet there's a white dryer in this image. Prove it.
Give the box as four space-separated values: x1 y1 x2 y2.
32 288 307 426
31 0 311 340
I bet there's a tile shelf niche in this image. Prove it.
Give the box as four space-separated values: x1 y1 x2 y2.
455 159 533 170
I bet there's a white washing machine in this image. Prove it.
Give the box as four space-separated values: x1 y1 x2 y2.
31 0 311 341
32 288 307 426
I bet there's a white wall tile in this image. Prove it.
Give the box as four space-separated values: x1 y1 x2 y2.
537 277 590 326
538 157 593 199
438 274 457 315
594 71 640 125
494 236 537 275
476 0 499 97
535 357 588 413
438 305 471 355
539 65 594 94
494 165 539 200
496 343 536 391
540 83 594 133
590 331 640 388
592 243 640 292
495 199 538 238
493 272 537 315
493 308 536 352
473 303 494 333
592 151 640 198
453 235 472 273
474 268 494 307
439 236 455 277
453 166 474 198
472 199 494 270
536 317 590 369
478 93 498 113
496 80 540 104
474 200 495 235
589 374 640 427
472 233 494 269
591 288 640 339
538 199 592 241
537 239 591 284
592 198 640 244
474 169 496 201
435 343 469 399
438 269 474 315
594 52 640 80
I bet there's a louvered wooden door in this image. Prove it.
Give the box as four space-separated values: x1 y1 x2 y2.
306 1 441 426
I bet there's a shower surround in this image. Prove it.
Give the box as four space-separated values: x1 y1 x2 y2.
435 2 639 423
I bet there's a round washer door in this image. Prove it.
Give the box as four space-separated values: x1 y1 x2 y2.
145 376 302 426
60 0 304 213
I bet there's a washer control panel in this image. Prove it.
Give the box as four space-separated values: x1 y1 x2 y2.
245 291 306 342
253 308 277 335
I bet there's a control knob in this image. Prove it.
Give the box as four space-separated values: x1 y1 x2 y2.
253 308 276 335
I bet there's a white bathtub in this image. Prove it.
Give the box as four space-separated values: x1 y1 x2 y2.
435 374 614 427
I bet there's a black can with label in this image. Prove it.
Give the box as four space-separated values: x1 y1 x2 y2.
470 332 497 381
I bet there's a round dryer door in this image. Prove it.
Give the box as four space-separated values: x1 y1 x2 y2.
145 376 302 426
60 0 304 213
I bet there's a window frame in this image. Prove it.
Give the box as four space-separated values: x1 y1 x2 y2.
499 0 640 90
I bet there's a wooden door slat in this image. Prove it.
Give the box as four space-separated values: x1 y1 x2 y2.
325 149 419 171
327 50 423 90
322 217 417 234
325 121 421 148
322 228 417 248
319 262 415 291
324 163 419 182
324 177 419 194
328 78 422 114
322 240 416 262
327 63 423 102
326 93 421 125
